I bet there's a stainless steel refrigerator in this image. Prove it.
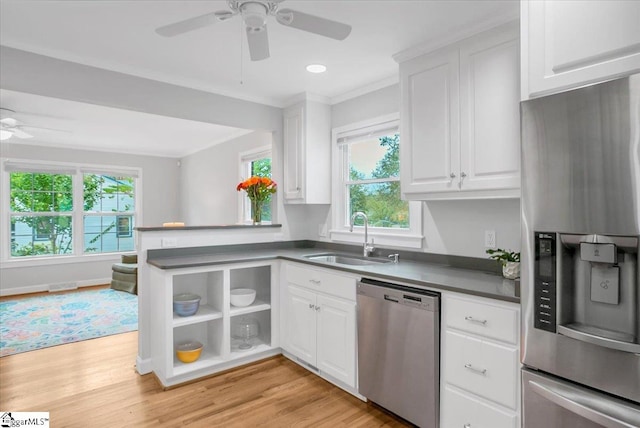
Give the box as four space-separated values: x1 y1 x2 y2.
521 74 640 427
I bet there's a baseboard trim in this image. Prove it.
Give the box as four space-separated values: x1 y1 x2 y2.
0 277 112 297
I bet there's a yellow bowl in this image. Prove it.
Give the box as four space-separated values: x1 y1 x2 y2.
176 341 203 363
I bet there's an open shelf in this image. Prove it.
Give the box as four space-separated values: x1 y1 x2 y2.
172 305 223 327
229 300 271 317
172 350 225 376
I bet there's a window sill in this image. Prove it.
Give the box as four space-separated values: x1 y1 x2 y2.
329 229 424 249
0 252 131 269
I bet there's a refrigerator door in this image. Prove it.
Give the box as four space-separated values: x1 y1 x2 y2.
521 73 640 402
523 369 640 428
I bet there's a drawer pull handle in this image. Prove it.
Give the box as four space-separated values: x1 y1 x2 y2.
309 279 321 285
464 363 487 375
464 316 487 325
464 425 471 428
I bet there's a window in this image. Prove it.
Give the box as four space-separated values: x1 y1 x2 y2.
2 160 140 261
239 147 272 224
9 171 74 257
83 173 136 253
331 114 423 248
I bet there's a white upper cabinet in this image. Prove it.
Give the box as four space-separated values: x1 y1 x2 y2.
282 99 331 204
398 22 520 200
522 0 640 100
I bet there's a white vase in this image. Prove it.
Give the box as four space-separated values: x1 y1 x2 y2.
502 261 520 279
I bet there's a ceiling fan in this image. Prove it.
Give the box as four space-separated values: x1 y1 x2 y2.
0 108 71 142
155 0 352 61
0 109 34 141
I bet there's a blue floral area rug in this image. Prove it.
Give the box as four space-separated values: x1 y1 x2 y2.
0 288 137 357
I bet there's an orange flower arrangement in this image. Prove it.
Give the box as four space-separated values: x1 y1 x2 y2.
237 176 277 224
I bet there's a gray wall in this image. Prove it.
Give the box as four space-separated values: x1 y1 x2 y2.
0 143 180 294
180 131 271 225
313 83 521 259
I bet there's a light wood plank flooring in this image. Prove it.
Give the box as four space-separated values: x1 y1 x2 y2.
0 332 410 427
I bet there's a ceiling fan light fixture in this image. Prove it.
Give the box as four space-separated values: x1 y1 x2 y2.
241 2 268 31
0 129 13 141
306 64 327 74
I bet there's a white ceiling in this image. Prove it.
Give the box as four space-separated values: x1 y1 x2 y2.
0 0 519 156
0 89 251 157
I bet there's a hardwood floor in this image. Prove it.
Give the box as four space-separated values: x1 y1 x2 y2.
0 332 410 427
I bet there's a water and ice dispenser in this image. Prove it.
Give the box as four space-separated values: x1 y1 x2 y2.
534 232 639 353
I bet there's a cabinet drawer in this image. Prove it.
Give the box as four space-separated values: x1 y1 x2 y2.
444 330 518 409
285 263 356 301
445 294 518 344
442 385 517 428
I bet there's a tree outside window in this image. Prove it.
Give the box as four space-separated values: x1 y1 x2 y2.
345 133 409 228
10 172 74 257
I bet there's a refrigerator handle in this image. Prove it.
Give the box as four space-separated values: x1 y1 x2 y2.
529 380 639 428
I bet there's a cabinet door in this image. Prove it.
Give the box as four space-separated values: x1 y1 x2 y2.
316 294 356 387
460 24 520 192
284 284 316 365
400 48 460 196
524 0 640 99
283 104 304 201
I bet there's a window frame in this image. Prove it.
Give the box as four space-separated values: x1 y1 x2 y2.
0 158 142 267
330 113 423 249
237 146 273 225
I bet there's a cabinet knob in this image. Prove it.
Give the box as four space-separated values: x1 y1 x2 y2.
315 305 320 311
309 303 315 309
450 172 456 179
464 424 471 428
460 171 467 178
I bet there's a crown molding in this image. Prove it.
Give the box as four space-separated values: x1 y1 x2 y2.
393 12 519 63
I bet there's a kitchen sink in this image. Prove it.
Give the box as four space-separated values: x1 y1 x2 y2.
303 253 392 266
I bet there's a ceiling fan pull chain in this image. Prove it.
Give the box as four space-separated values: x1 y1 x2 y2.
239 18 244 85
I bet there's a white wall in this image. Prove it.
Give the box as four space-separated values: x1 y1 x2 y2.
0 143 180 295
311 83 521 259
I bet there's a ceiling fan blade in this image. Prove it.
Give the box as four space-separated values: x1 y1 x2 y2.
276 8 352 40
246 26 270 61
0 117 18 127
155 12 221 37
11 128 33 139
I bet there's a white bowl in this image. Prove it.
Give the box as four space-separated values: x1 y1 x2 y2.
231 288 257 307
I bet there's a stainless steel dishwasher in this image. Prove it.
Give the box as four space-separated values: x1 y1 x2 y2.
357 278 440 428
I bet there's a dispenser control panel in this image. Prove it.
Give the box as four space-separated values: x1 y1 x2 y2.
535 232 557 332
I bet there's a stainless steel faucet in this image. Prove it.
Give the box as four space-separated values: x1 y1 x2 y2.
349 211 375 257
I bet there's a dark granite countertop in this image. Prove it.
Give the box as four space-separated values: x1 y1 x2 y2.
136 224 282 232
146 242 519 303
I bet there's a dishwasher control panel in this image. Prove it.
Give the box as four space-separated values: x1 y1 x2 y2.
357 278 439 312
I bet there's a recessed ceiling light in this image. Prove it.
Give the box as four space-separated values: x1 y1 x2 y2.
306 64 327 73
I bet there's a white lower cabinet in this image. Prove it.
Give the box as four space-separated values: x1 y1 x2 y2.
440 292 521 427
282 263 358 392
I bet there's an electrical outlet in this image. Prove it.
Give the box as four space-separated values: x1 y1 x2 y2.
161 237 178 248
485 230 496 249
